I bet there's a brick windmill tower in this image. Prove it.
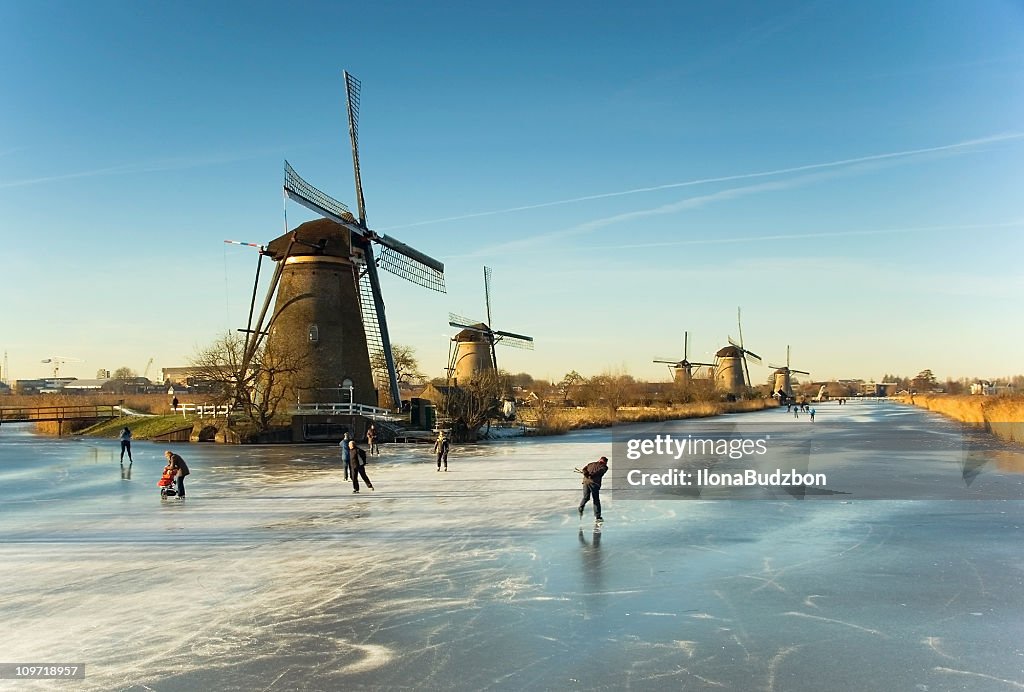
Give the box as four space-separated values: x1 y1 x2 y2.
447 266 534 384
240 72 445 409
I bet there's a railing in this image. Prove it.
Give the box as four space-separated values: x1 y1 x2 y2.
292 401 395 418
172 404 231 418
0 404 122 424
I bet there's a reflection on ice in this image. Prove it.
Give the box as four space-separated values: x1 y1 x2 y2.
1 403 1024 690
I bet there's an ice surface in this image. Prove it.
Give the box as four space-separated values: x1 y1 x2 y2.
1 401 1023 690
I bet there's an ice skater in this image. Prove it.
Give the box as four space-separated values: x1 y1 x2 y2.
340 432 351 481
349 440 373 493
119 426 133 464
164 450 189 499
434 431 450 471
367 424 379 456
810 408 816 422
577 456 608 523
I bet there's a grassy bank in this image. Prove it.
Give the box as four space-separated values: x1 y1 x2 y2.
76 415 196 439
528 399 776 435
898 394 1024 445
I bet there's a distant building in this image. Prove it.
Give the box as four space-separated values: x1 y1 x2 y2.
971 381 996 395
63 378 111 393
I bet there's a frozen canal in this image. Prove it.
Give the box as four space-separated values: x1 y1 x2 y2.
1 400 1023 691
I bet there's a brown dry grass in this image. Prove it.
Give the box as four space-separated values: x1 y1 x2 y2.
899 394 1024 445
528 399 775 435
1 393 219 436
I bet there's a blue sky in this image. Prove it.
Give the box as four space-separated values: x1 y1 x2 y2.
2 0 1022 386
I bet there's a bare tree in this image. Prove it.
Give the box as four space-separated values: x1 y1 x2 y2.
437 369 509 441
190 333 309 432
112 366 137 381
370 344 426 409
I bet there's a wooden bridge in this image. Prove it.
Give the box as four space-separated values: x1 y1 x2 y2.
0 403 123 434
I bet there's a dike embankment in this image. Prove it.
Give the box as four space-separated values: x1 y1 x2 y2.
899 394 1023 446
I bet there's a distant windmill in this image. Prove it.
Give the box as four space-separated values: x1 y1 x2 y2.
769 346 810 401
240 71 445 409
715 308 761 394
447 266 534 383
653 332 715 382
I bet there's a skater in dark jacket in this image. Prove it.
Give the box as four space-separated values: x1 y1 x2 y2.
434 431 450 471
119 426 133 464
349 441 374 493
577 456 608 522
164 450 190 498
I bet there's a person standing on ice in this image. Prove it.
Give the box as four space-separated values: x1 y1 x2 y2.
349 440 373 493
577 456 608 522
434 431 450 471
340 432 351 481
119 426 134 464
367 424 379 456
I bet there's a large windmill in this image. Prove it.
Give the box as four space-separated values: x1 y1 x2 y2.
240 71 445 409
769 346 810 401
715 308 762 395
653 332 715 383
447 266 534 383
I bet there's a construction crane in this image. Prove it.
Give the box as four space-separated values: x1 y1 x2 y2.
41 356 83 378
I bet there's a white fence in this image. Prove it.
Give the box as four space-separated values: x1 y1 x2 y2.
173 404 231 418
292 402 396 419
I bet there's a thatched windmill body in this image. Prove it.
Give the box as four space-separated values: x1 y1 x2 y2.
240 72 445 409
653 332 715 383
769 346 809 400
447 266 533 384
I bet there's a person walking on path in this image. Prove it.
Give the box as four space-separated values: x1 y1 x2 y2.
119 426 134 464
810 408 816 422
434 431 450 472
340 432 351 481
349 441 374 493
164 450 190 499
577 456 609 522
367 424 379 456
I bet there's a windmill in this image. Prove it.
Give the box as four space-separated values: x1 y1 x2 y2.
447 266 534 384
653 331 715 382
768 346 810 401
715 308 761 394
240 71 445 410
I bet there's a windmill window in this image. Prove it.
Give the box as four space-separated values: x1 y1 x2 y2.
308 325 319 343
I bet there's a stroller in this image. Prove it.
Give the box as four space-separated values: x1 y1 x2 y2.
158 466 178 497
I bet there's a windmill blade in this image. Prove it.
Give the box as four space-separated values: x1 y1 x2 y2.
449 322 492 336
344 70 367 226
484 266 493 326
449 312 486 329
683 331 689 360
653 358 683 364
376 234 446 292
768 363 785 370
284 161 360 232
791 369 811 375
494 333 534 350
690 361 716 367
494 329 533 343
742 349 762 363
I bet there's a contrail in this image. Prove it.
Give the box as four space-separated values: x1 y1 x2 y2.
590 220 1024 251
382 132 1024 231
0 147 289 189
